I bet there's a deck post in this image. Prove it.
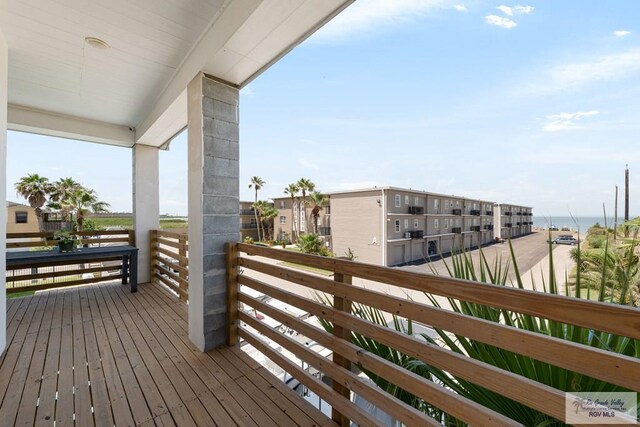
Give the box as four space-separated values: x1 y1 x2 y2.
226 242 239 346
187 73 240 351
332 271 352 427
133 144 159 284
0 28 7 354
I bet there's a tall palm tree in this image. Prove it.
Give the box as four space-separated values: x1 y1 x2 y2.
284 183 299 241
15 174 53 232
296 178 315 233
61 187 110 231
249 176 265 241
309 191 329 234
260 205 279 241
46 177 81 221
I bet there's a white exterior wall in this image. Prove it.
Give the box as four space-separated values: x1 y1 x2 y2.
0 28 7 353
133 144 159 283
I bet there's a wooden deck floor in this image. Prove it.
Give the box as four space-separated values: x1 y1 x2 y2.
0 282 333 426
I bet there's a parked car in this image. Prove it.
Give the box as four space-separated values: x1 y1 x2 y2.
551 235 578 246
548 225 559 231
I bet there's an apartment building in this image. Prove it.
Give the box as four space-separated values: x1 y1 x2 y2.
493 203 533 239
272 197 331 245
329 187 496 266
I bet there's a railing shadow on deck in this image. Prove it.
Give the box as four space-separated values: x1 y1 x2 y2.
226 242 640 426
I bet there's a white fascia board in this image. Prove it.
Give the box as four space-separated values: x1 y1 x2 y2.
135 0 354 147
8 104 134 147
134 0 261 146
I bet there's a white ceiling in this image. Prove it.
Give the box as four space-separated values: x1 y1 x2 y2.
0 0 353 147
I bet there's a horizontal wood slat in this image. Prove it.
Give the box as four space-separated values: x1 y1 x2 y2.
239 257 640 391
239 292 519 427
150 230 188 299
239 274 570 421
6 274 123 294
237 243 640 340
7 265 121 282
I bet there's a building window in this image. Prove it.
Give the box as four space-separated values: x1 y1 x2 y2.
395 220 400 232
456 200 460 208
404 219 409 229
444 200 449 210
395 194 401 207
414 219 419 228
444 219 448 229
414 197 419 205
434 199 439 211
434 219 439 229
405 195 409 205
15 211 28 224
456 218 461 227
280 201 285 209
250 218 257 225
279 216 286 224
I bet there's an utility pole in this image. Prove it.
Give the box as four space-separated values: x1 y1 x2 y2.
625 165 629 237
614 185 618 240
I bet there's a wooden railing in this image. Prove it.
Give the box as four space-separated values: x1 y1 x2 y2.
6 230 135 293
227 243 640 426
150 230 188 299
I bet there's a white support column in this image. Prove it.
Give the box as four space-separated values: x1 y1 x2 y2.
187 73 239 351
132 144 159 284
0 28 8 353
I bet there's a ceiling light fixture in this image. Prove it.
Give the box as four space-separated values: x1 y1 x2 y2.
84 37 110 50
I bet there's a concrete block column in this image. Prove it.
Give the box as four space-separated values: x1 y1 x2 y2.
187 73 239 351
132 144 160 283
0 28 8 354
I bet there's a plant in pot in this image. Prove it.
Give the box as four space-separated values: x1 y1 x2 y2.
54 230 77 252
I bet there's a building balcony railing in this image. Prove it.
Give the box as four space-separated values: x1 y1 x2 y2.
241 223 258 229
470 226 481 232
408 206 424 215
470 210 481 216
516 222 521 226
452 209 462 216
228 243 639 426
239 209 255 215
505 223 513 227
504 212 512 216
484 224 494 230
485 211 493 216
451 227 462 234
409 230 424 239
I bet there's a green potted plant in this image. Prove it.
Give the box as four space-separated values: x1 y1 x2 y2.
54 230 77 252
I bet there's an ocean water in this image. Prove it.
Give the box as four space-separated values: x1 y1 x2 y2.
533 216 616 232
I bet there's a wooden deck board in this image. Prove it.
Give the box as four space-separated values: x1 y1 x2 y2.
0 282 333 426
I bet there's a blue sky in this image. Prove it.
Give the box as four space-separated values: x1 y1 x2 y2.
7 0 640 217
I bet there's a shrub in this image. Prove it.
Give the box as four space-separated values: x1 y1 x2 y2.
297 233 332 257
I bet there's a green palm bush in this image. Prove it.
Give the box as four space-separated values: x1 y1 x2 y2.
318 239 639 426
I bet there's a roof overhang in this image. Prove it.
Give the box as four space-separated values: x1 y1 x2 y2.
1 0 354 148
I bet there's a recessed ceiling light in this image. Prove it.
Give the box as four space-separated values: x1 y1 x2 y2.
84 37 109 50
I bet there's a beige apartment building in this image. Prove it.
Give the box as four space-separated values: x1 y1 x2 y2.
493 203 533 239
327 187 496 266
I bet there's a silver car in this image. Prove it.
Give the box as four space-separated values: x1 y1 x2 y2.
552 235 578 246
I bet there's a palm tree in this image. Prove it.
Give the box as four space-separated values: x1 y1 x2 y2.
284 183 300 241
309 191 329 234
61 187 110 231
46 177 81 221
252 200 270 241
249 176 265 241
260 205 279 241
15 174 53 232
296 178 315 233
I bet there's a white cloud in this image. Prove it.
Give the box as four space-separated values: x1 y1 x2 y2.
496 5 513 15
298 158 320 170
496 5 534 16
613 30 631 37
314 0 451 41
517 49 640 95
485 15 517 29
543 110 599 132
454 4 467 12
